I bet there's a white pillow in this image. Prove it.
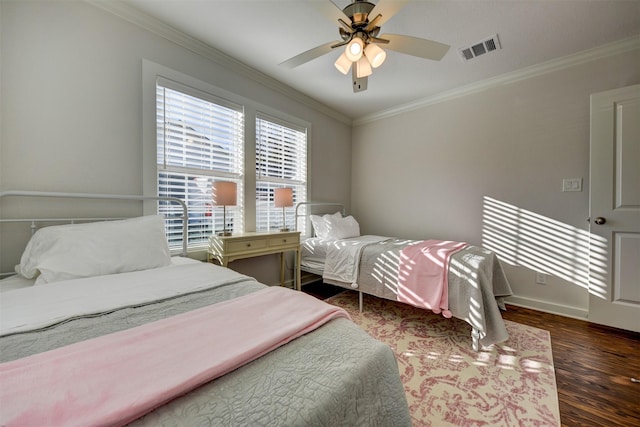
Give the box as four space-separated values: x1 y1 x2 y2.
309 215 328 239
16 215 172 285
310 212 342 240
325 215 360 240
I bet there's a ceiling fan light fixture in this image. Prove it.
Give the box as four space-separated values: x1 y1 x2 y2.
279 1 450 93
364 43 386 68
334 52 352 75
355 57 372 78
345 37 364 62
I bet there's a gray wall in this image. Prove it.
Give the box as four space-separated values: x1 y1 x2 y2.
0 1 352 284
352 49 639 318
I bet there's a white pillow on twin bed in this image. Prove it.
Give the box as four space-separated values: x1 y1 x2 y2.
15 215 171 285
310 212 343 240
325 215 360 240
309 215 326 239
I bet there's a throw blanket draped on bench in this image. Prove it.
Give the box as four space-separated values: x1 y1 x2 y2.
0 287 349 427
398 240 468 317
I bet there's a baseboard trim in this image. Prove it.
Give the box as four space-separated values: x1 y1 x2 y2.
505 296 588 321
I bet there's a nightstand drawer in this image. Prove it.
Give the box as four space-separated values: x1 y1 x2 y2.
228 239 267 253
268 235 299 248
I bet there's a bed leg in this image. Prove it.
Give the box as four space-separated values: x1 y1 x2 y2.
359 291 363 313
471 328 480 352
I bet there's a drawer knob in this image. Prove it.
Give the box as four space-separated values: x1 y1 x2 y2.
246 243 251 247
283 239 288 243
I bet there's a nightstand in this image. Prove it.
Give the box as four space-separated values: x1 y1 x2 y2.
208 231 301 290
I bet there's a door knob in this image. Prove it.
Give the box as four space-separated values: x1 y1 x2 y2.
594 217 606 225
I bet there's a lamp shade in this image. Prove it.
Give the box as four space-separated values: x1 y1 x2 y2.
212 181 237 206
345 37 364 62
364 43 386 68
334 52 352 75
356 57 372 78
274 187 293 208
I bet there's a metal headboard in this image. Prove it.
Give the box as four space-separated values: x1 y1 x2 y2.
294 202 346 236
0 190 189 257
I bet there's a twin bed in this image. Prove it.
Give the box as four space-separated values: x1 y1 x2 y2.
0 192 411 426
296 202 514 351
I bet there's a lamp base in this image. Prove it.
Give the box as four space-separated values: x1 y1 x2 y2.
279 228 290 232
217 231 232 236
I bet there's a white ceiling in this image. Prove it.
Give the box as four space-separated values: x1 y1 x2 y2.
122 0 640 120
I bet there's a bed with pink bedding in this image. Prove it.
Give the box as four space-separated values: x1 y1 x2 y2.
298 206 513 350
0 208 411 426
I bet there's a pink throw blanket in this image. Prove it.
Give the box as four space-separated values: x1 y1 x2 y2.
397 240 468 317
0 287 349 427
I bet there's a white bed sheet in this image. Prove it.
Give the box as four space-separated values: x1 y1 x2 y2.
300 237 332 264
0 261 249 337
0 256 200 294
0 274 34 293
322 235 391 284
300 236 391 277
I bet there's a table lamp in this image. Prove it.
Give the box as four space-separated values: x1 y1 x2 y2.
274 187 293 232
212 181 236 236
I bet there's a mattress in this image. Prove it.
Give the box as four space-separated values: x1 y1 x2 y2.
0 261 411 426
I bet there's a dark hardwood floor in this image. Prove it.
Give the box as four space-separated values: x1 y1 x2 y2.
501 304 640 427
303 282 640 427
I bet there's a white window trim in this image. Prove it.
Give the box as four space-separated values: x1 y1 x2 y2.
142 60 310 252
256 111 308 233
143 61 251 247
156 78 245 248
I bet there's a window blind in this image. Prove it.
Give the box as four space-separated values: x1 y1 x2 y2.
156 79 244 249
256 114 307 233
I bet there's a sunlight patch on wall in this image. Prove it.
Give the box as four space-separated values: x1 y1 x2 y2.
481 197 608 296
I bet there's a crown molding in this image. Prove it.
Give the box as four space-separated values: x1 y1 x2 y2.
86 0 352 125
354 36 640 126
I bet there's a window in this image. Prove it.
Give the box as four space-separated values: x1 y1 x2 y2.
156 78 244 249
256 114 307 232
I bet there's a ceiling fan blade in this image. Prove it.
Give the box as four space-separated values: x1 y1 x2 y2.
369 0 409 26
369 36 390 44
279 41 338 69
366 14 382 32
331 40 349 49
338 18 354 34
381 34 450 61
309 0 350 26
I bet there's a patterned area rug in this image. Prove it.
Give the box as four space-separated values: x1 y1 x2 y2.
325 291 560 427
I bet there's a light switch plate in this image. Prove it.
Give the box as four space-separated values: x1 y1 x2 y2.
562 178 582 192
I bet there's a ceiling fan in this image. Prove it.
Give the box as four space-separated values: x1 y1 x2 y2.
279 0 450 93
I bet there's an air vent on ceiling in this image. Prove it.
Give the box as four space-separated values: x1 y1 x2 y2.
459 34 501 62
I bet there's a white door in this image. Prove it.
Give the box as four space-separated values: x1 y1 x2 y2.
588 84 640 332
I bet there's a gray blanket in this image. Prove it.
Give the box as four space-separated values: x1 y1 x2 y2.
324 240 513 348
1 278 411 426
